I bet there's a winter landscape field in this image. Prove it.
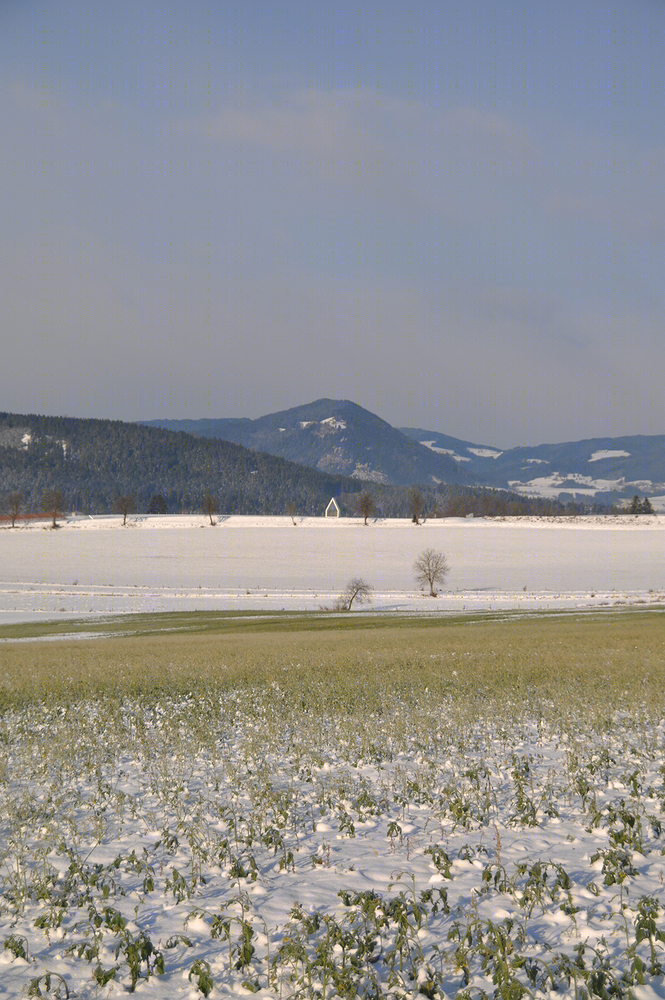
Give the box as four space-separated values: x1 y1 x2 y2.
1 513 664 624
1 516 664 998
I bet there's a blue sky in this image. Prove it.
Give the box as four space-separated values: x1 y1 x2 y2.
1 1 663 446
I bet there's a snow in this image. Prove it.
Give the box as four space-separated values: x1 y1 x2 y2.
509 472 664 501
589 449 631 462
1 514 664 624
420 441 472 461
2 516 665 996
350 464 389 483
467 447 503 459
299 421 314 428
509 473 625 497
320 416 346 430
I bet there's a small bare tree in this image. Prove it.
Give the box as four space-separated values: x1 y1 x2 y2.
414 548 449 596
408 487 425 524
41 488 65 528
114 495 135 526
286 501 298 525
202 493 217 525
1 490 23 527
337 577 373 611
355 492 377 525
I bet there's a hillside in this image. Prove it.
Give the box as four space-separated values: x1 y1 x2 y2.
145 399 472 487
400 428 665 505
0 412 365 515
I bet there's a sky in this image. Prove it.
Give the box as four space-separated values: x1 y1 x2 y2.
1 1 663 447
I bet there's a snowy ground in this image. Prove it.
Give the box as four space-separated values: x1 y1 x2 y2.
1 513 664 625
1 660 665 998
2 515 665 997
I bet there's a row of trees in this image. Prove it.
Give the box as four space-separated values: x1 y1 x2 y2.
2 485 656 527
347 486 606 522
1 488 65 527
0 490 218 527
353 488 426 525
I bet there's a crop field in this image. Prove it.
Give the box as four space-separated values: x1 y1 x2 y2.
1 609 664 998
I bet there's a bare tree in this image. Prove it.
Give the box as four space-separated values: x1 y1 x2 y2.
1 490 23 527
41 488 65 528
355 492 377 525
336 577 374 611
202 493 217 525
408 487 425 524
413 548 449 596
286 501 298 525
114 495 135 526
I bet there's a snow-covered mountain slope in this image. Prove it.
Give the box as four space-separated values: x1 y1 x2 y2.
144 402 664 503
147 400 472 487
401 429 665 505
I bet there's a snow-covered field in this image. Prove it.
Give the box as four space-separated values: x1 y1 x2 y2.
2 638 665 998
1 515 664 998
1 513 664 624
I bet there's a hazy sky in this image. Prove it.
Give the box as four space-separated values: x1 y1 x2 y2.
1 1 663 446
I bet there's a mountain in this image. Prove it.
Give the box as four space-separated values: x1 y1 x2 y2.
0 410 601 519
400 428 665 506
145 400 472 488
0 412 367 515
146 400 664 505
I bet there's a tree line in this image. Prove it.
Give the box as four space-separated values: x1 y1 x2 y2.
2 482 648 527
338 484 622 521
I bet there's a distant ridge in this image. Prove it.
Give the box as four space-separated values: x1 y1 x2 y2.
400 428 665 505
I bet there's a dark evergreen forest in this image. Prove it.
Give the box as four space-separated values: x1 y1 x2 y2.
0 412 590 518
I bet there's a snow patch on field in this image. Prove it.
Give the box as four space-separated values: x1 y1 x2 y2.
421 441 472 462
468 446 503 458
350 464 389 483
508 473 663 499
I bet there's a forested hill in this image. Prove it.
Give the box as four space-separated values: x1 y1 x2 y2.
145 398 471 487
0 412 366 515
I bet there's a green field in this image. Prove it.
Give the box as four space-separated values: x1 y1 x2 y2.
1 607 664 718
